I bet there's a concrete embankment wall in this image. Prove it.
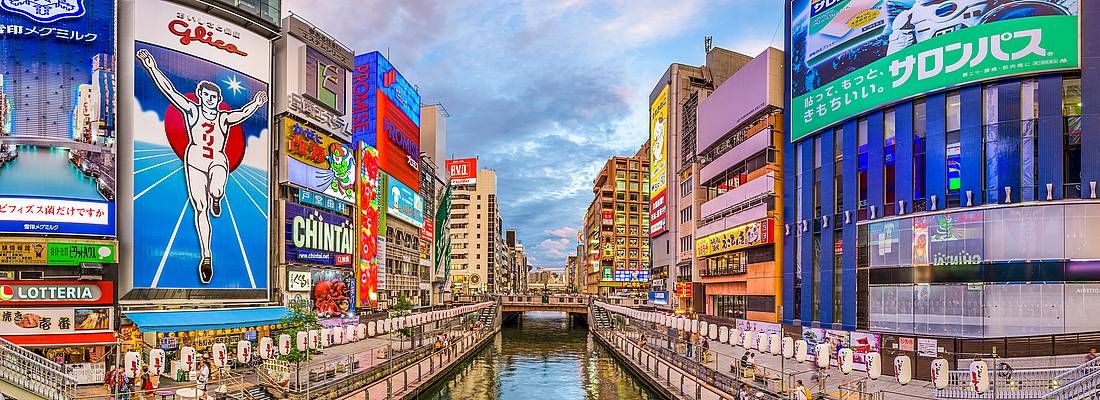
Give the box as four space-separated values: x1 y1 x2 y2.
591 328 744 400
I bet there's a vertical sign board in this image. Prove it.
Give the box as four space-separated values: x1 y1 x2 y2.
789 0 1080 141
355 143 380 308
649 85 669 238
0 0 116 236
351 52 421 192
129 0 271 292
283 116 356 204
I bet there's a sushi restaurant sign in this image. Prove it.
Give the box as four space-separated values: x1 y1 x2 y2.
0 281 112 305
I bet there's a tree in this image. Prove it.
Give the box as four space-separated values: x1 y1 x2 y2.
390 294 415 340
279 302 320 363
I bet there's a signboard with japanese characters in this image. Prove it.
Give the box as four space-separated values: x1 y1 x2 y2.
695 219 774 258
0 307 113 335
283 116 356 205
287 270 311 292
789 0 1080 142
0 0 117 236
0 238 116 266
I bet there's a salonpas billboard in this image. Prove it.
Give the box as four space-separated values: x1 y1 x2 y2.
789 0 1079 142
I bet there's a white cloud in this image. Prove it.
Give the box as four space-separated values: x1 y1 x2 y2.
545 226 578 239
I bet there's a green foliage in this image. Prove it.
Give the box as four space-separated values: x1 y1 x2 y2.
278 302 321 363
390 294 415 339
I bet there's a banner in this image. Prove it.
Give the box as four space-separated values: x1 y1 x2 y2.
129 0 271 292
790 1 1080 141
0 238 116 266
283 117 356 204
649 85 669 238
284 203 354 266
386 176 424 227
695 219 774 258
0 0 116 236
434 183 452 290
0 307 112 335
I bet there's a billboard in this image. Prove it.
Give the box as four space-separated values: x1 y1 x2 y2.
0 306 112 335
789 0 1080 142
446 158 477 185
284 202 354 267
0 238 116 266
283 117 356 204
279 15 353 140
695 219 775 258
0 0 116 236
356 142 380 308
352 51 421 192
649 85 669 238
0 281 113 305
310 268 354 319
386 176 424 227
129 0 271 291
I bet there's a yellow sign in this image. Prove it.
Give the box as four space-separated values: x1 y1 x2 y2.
648 85 669 236
0 240 46 265
695 219 775 258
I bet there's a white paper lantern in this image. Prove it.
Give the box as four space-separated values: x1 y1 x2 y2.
866 352 881 380
307 330 319 350
931 358 949 389
179 347 196 371
237 340 251 364
297 331 308 352
333 327 344 344
690 319 699 333
742 330 755 348
895 355 912 385
279 334 291 356
756 332 769 352
708 324 718 340
321 328 332 347
718 326 729 343
970 360 990 393
149 349 166 375
730 329 741 345
782 337 794 359
769 333 781 354
356 323 367 340
345 325 356 342
368 321 377 337
816 343 832 368
124 351 141 378
211 343 228 367
840 348 854 374
259 337 274 360
795 339 808 363
698 321 707 334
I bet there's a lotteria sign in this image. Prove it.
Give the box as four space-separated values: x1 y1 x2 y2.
284 202 354 266
0 281 113 305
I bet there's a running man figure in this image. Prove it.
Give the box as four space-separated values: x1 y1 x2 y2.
136 48 268 284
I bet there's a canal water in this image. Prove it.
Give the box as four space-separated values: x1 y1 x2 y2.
418 311 661 400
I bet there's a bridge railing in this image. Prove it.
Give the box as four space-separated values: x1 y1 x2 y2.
0 335 76 400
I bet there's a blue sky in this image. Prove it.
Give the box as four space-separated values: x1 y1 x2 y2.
283 0 786 268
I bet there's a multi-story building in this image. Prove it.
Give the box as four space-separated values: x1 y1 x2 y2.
505 229 528 293
420 104 449 306
782 0 1094 378
695 48 784 323
583 144 651 296
648 46 753 311
448 169 503 294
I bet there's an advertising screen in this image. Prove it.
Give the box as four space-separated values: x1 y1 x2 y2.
284 203 354 267
310 268 354 319
0 0 116 236
789 0 1080 142
356 142 380 308
129 0 271 292
386 176 424 227
446 158 477 185
649 85 669 238
351 51 421 192
283 117 356 204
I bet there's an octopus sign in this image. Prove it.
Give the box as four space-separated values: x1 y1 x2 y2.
310 269 354 318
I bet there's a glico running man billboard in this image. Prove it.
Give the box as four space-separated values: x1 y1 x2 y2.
283 117 356 205
649 85 669 238
0 0 116 236
129 0 271 292
352 51 421 192
789 0 1079 142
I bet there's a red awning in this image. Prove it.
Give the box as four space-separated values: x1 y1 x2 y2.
3 332 116 347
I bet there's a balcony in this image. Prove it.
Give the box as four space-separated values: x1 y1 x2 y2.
700 172 776 218
699 265 748 277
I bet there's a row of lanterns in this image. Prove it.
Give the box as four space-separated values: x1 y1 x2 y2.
596 302 991 394
120 302 495 379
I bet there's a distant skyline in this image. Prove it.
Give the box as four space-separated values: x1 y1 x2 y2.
283 0 785 267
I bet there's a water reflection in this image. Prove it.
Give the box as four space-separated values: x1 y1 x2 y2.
420 311 660 400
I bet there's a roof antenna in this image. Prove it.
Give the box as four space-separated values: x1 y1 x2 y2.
704 36 713 53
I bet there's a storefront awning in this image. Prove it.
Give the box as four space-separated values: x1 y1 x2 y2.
124 307 291 332
4 332 116 347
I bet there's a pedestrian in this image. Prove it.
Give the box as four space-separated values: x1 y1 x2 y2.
737 383 750 400
794 379 812 400
139 366 154 400
118 373 132 400
1087 347 1098 363
197 357 211 399
701 337 710 362
104 364 119 399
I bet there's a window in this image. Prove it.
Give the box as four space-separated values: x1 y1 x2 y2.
679 235 693 251
913 99 928 211
946 91 962 132
884 108 896 216
680 206 692 222
814 136 823 218
858 118 869 210
1064 77 1082 197
681 178 693 197
835 127 844 215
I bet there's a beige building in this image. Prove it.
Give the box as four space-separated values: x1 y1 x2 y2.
447 169 505 294
649 46 753 312
582 144 651 296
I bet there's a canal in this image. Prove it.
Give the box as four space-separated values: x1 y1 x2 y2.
417 311 662 400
